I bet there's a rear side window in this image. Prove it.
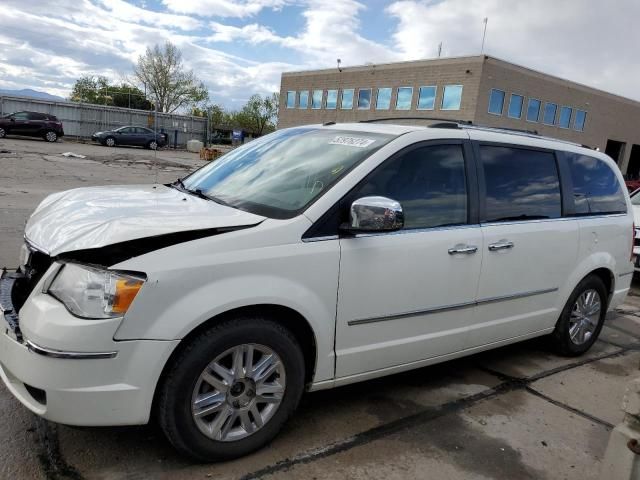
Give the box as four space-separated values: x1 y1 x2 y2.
352 144 467 229
28 112 46 120
567 154 626 215
480 146 561 222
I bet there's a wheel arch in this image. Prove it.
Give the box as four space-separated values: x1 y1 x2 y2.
150 303 318 414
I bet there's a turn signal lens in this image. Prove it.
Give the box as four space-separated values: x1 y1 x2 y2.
111 278 145 314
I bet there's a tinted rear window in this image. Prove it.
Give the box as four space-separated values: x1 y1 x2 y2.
567 153 626 215
480 146 561 222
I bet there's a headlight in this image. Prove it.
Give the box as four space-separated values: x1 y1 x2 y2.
48 263 145 319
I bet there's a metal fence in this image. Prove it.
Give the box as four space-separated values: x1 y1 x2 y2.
0 95 207 146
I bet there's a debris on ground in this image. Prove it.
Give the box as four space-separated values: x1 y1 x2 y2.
60 152 87 158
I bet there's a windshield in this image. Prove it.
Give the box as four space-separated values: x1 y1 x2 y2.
182 127 395 218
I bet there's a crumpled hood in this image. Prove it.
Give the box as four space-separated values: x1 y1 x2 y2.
25 184 265 256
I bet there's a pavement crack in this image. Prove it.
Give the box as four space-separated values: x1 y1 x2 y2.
34 418 84 480
241 346 634 479
524 386 614 429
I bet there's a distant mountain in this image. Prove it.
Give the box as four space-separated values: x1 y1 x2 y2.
0 88 65 101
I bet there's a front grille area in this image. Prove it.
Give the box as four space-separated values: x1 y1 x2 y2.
11 250 52 313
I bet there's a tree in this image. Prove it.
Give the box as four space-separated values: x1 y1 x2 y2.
69 76 152 110
232 93 279 135
134 41 208 113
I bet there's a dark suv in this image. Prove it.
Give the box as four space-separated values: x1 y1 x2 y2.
0 111 65 142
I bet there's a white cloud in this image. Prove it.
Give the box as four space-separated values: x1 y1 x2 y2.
162 0 288 18
386 0 640 100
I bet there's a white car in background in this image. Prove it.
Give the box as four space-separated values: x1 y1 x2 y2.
0 122 634 461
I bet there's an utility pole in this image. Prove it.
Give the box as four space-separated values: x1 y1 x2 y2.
481 17 488 53
438 42 442 58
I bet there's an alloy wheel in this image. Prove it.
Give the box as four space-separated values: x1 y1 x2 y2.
45 131 57 142
106 138 115 147
569 289 601 345
191 343 286 442
0 127 5 138
149 141 158 150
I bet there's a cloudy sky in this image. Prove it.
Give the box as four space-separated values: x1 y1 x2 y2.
0 0 638 108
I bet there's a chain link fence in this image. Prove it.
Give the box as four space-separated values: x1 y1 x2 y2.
0 95 207 147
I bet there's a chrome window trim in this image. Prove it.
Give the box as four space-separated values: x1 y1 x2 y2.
348 287 559 326
301 235 340 243
441 84 463 111
488 88 505 116
416 85 437 111
507 93 525 119
26 340 118 359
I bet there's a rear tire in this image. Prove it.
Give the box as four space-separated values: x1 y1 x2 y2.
0 127 6 138
548 274 608 356
43 130 58 142
157 316 305 462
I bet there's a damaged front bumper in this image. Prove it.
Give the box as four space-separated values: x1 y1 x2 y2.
0 268 179 426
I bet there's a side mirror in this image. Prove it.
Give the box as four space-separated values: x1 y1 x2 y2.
340 196 404 234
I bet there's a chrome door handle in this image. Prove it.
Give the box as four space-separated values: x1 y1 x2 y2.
448 244 478 255
488 240 514 251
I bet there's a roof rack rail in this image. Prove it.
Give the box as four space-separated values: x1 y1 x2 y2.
359 116 472 126
462 124 539 135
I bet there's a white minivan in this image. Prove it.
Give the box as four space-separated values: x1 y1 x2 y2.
0 122 634 460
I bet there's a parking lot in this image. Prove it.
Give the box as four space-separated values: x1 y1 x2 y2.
1 137 640 480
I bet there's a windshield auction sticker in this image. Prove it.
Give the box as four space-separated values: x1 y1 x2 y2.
329 136 376 148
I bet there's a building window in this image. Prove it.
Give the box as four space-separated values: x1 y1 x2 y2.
507 94 524 119
299 91 309 109
396 87 413 110
358 88 372 109
543 102 557 125
573 110 587 131
326 89 338 109
441 85 463 110
488 88 505 115
376 87 392 110
286 91 296 109
341 89 354 109
558 106 572 129
417 86 436 110
311 90 323 109
526 98 541 122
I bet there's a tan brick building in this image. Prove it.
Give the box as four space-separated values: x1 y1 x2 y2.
278 55 640 176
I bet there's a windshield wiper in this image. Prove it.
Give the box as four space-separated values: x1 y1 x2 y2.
170 178 233 207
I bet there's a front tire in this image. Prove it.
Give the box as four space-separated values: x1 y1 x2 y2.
157 317 305 461
0 127 6 138
44 130 58 142
549 274 608 356
147 140 158 150
104 136 116 147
